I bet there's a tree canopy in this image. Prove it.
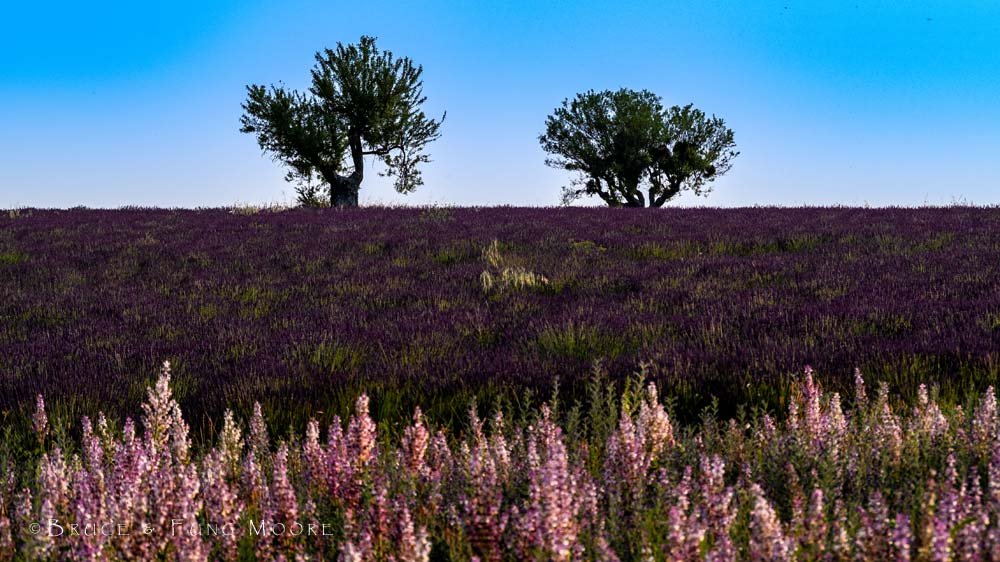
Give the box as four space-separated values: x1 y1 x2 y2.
539 88 738 207
240 36 443 207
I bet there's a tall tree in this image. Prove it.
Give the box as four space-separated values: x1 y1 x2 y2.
241 36 444 207
539 88 738 207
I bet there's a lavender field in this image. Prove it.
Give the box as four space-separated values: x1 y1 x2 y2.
2 207 999 436
3 206 1000 560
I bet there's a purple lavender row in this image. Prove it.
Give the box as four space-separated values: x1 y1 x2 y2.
1 207 998 430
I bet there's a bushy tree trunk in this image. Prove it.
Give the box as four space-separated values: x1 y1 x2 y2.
323 160 362 208
331 186 359 208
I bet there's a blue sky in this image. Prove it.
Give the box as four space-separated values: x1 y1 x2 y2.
2 0 999 207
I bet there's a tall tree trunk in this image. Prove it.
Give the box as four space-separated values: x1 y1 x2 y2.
321 134 365 208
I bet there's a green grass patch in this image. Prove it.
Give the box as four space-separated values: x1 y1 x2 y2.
536 321 630 362
0 250 28 265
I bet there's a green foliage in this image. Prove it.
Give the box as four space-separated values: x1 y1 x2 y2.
228 202 291 215
583 363 620 470
981 312 1000 332
536 321 628 362
307 340 365 373
569 239 607 253
479 240 549 293
432 242 474 265
629 241 701 260
418 205 455 224
540 88 738 207
0 250 28 265
363 241 388 255
240 36 444 207
293 177 331 208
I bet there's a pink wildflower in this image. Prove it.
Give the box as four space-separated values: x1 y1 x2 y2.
892 513 913 562
249 402 270 462
347 395 378 470
32 394 48 445
513 407 582 562
400 407 431 480
219 409 244 478
393 499 431 562
637 383 674 457
972 387 998 454
749 484 791 562
458 437 507 562
269 444 302 559
201 451 242 560
0 485 12 561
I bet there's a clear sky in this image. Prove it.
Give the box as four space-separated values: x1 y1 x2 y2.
2 0 999 208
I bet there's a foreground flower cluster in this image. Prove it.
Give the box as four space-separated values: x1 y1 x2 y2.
2 364 1000 561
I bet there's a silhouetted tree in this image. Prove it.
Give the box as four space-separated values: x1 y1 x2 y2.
540 88 738 207
241 36 443 207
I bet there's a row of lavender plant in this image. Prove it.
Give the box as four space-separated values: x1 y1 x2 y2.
2 362 999 560
2 207 998 432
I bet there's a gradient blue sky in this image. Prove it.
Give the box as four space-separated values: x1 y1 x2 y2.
2 1 999 208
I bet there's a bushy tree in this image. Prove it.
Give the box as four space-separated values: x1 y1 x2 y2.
539 88 738 207
241 36 444 207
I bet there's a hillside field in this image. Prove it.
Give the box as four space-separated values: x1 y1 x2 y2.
2 206 998 436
